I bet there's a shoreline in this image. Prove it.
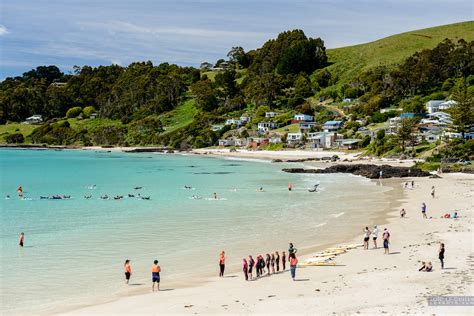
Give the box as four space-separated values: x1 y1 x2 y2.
63 173 473 315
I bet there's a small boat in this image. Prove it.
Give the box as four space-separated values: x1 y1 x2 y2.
134 187 143 190
140 196 151 200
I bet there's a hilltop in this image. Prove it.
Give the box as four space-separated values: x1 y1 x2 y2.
324 21 474 87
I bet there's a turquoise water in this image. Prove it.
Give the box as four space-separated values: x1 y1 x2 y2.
0 149 390 313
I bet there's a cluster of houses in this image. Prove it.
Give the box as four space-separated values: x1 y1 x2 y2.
216 111 358 150
215 98 472 150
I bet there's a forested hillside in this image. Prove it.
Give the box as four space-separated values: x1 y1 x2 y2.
1 22 473 155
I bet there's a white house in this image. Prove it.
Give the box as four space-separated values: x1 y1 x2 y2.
294 114 314 122
269 137 282 144
225 119 242 126
287 133 303 144
426 100 457 114
257 122 278 133
240 115 251 123
25 115 43 123
307 132 340 149
342 98 354 103
299 122 317 131
421 132 441 143
387 117 401 134
323 120 344 132
211 125 224 132
265 112 278 118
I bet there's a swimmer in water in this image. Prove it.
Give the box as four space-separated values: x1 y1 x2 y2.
288 183 293 191
5 195 11 199
212 192 218 200
17 185 23 197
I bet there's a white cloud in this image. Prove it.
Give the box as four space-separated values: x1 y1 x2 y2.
0 25 9 36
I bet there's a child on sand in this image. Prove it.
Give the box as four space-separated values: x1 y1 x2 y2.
282 251 286 270
289 253 298 281
219 251 225 277
19 232 24 247
151 260 161 291
439 243 445 269
383 228 390 254
363 227 371 250
275 251 280 272
421 203 427 219
124 259 131 284
243 258 248 281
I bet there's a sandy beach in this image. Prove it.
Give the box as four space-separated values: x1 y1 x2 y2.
64 171 473 315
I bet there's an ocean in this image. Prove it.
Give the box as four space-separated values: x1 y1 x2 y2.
0 149 392 313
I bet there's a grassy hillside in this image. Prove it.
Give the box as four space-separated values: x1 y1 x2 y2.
325 21 474 86
160 99 197 135
0 123 36 143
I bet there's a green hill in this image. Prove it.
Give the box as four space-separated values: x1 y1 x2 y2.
325 21 474 86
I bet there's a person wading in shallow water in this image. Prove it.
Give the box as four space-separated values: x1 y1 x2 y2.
219 251 225 277
151 260 161 291
124 259 132 284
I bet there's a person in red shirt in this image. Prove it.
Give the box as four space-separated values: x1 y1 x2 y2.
289 253 298 281
19 232 24 247
124 260 131 284
151 260 161 291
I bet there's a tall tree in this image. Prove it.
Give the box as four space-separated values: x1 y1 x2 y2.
449 78 474 139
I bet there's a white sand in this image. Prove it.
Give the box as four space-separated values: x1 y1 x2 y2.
64 173 473 315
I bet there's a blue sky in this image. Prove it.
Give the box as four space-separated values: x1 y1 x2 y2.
0 0 472 78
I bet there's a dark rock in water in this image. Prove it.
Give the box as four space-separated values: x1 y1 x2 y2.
282 164 430 179
272 159 283 163
125 147 167 153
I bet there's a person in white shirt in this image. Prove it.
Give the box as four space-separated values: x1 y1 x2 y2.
372 225 379 249
363 227 371 250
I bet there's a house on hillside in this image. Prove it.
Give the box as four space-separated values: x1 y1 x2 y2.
426 100 457 114
247 137 269 149
342 98 354 103
25 115 43 124
387 117 401 134
323 120 344 132
257 122 278 133
225 119 242 127
338 139 362 150
50 82 67 88
287 133 303 144
269 137 282 144
240 115 251 123
307 132 340 149
265 112 278 118
293 114 314 122
299 122 317 131
211 125 224 132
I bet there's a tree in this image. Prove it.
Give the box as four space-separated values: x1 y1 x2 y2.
399 96 425 113
294 74 313 97
82 106 97 117
215 70 238 100
66 106 82 118
190 80 218 111
449 78 474 139
396 117 419 151
200 62 213 70
227 46 250 68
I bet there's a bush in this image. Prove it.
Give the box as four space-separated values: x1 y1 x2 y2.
82 106 96 118
66 106 82 118
5 133 24 143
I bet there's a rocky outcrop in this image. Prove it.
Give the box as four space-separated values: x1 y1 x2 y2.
282 164 430 179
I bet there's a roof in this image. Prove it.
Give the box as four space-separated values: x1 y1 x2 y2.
324 120 343 124
341 139 361 145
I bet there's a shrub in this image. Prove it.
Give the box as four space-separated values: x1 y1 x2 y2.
5 133 24 143
66 106 82 118
82 106 96 118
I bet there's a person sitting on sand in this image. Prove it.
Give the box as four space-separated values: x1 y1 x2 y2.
151 260 161 291
289 253 298 281
383 228 390 254
219 251 225 277
363 227 371 250
124 259 132 284
425 261 433 272
400 208 406 218
243 258 248 281
418 261 426 271
248 255 255 280
421 203 427 219
453 211 458 219
282 251 287 270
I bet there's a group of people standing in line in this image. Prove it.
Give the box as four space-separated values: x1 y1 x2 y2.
220 243 300 282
